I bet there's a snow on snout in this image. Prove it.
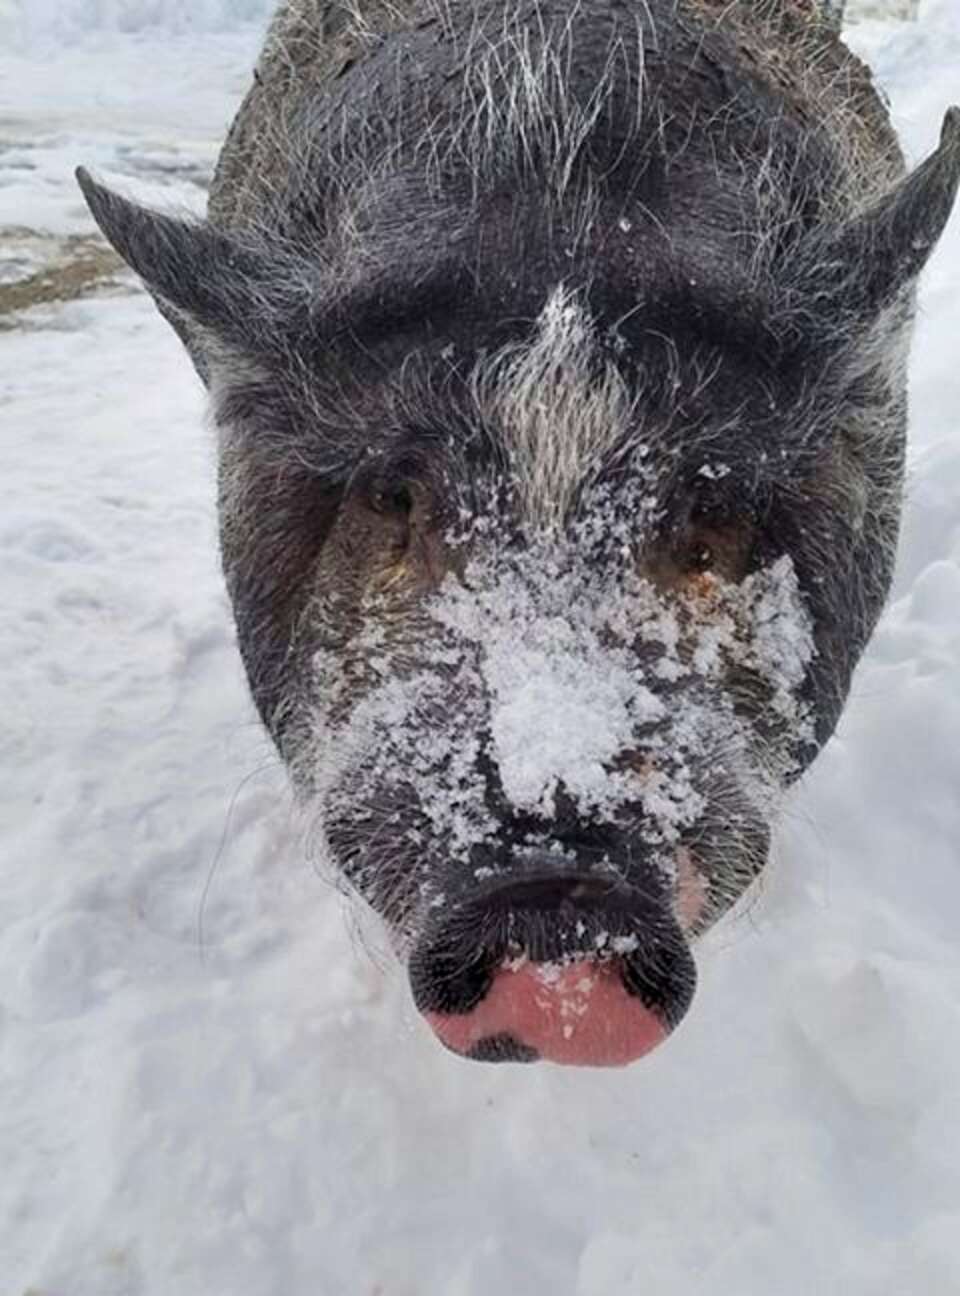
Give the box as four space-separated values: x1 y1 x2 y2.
483 616 662 816
437 565 663 818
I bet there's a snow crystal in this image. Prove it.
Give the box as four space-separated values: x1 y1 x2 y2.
696 462 731 481
743 556 816 697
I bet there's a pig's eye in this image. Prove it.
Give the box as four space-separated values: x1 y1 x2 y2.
676 514 756 582
686 541 715 573
370 481 414 517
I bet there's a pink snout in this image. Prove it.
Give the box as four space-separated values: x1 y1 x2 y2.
424 957 671 1066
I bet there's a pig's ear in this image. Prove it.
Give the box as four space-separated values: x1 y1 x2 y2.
75 167 294 354
800 108 960 326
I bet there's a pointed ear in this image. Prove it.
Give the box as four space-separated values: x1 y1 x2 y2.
75 167 302 353
801 107 960 326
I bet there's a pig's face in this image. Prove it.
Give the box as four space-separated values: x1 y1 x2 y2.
209 282 898 1064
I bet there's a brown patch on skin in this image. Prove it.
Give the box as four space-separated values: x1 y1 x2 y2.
680 570 724 602
301 473 460 729
647 516 758 595
0 232 125 324
616 751 658 779
603 768 708 934
673 847 709 933
340 475 456 599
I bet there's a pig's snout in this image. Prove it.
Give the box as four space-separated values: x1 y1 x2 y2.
408 872 697 1067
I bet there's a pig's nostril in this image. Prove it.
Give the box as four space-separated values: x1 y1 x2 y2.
408 945 496 1016
420 955 685 1067
466 1034 540 1063
620 935 698 1029
409 870 699 1066
408 868 684 1018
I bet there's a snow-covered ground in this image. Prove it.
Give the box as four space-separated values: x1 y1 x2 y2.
2 2 959 1292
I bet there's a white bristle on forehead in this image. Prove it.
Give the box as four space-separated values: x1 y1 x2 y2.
470 285 634 532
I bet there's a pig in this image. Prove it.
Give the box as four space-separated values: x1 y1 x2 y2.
77 0 960 1065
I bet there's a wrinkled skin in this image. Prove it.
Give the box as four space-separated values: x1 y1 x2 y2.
77 0 960 1065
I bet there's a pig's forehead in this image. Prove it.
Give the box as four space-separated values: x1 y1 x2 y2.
296 199 791 379
270 280 824 487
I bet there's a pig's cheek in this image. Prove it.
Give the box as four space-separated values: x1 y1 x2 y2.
673 847 709 932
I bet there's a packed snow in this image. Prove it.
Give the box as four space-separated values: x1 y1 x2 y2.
2 2 960 1293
